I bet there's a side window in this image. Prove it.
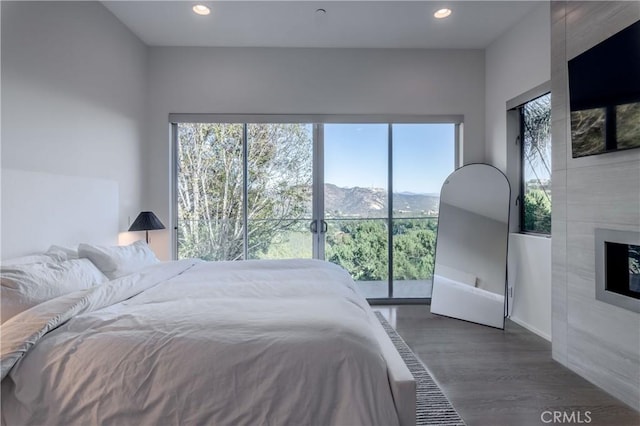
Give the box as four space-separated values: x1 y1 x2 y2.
519 93 552 234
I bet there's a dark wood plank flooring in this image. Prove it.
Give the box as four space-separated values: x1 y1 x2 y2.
375 305 639 426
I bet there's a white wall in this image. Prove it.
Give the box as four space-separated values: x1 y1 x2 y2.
508 233 552 339
1 1 148 231
484 2 552 339
485 2 551 171
146 47 486 260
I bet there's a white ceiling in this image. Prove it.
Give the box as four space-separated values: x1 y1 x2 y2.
102 1 542 49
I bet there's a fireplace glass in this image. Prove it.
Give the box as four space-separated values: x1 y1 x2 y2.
595 229 640 313
605 242 640 299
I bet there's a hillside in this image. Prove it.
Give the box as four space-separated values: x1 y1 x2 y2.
324 184 439 218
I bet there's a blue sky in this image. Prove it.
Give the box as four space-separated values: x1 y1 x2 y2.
324 123 456 194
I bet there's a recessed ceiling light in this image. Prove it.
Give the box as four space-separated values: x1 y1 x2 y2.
193 5 211 16
434 8 452 19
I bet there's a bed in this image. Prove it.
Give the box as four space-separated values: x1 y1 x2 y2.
0 170 415 426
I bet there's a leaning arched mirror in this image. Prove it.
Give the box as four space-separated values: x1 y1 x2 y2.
430 164 510 329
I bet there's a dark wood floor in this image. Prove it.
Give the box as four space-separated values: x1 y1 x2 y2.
375 305 640 426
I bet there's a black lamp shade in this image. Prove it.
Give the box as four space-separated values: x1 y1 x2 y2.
128 211 165 232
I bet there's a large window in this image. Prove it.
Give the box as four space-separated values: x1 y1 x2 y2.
519 93 552 234
174 118 458 301
175 123 312 261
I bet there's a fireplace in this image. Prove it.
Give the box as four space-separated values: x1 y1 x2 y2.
595 229 640 313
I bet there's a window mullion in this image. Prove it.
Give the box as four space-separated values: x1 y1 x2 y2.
388 123 394 299
243 123 249 260
519 106 526 234
312 123 325 260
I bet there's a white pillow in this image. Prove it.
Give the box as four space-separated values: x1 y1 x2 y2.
78 240 159 280
46 245 79 261
1 253 60 267
1 258 108 323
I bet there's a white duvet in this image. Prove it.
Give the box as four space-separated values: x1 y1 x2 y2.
1 259 400 426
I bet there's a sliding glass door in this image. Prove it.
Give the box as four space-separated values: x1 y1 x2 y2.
174 119 456 300
391 124 455 298
176 122 245 261
323 124 390 298
246 123 314 259
175 122 314 261
321 123 455 299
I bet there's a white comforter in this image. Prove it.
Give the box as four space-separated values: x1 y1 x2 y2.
1 259 400 426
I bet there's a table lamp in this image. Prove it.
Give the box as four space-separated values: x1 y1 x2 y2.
128 211 165 243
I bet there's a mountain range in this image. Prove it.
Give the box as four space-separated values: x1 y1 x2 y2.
324 184 439 218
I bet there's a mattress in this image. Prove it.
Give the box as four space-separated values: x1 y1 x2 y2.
1 259 406 425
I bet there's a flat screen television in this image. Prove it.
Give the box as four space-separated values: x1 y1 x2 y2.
568 19 640 158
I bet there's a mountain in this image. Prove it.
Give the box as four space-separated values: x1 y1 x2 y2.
324 184 439 218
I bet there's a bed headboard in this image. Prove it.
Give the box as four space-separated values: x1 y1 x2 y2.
1 169 119 259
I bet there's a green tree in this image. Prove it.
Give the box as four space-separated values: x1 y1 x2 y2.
393 221 437 280
523 94 552 180
524 189 551 234
326 218 438 281
522 93 552 234
326 220 388 281
177 123 312 261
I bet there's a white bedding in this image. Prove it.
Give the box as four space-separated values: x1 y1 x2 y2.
1 259 401 426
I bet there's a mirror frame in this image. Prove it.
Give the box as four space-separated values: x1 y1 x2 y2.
430 163 511 329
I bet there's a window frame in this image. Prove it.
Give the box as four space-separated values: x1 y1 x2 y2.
506 82 552 236
170 115 462 303
170 114 463 259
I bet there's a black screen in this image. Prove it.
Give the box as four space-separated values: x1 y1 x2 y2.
569 20 640 111
568 20 640 157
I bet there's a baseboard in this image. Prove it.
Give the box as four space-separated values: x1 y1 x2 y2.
508 316 551 341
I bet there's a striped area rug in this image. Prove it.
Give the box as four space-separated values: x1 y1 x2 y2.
375 312 466 426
